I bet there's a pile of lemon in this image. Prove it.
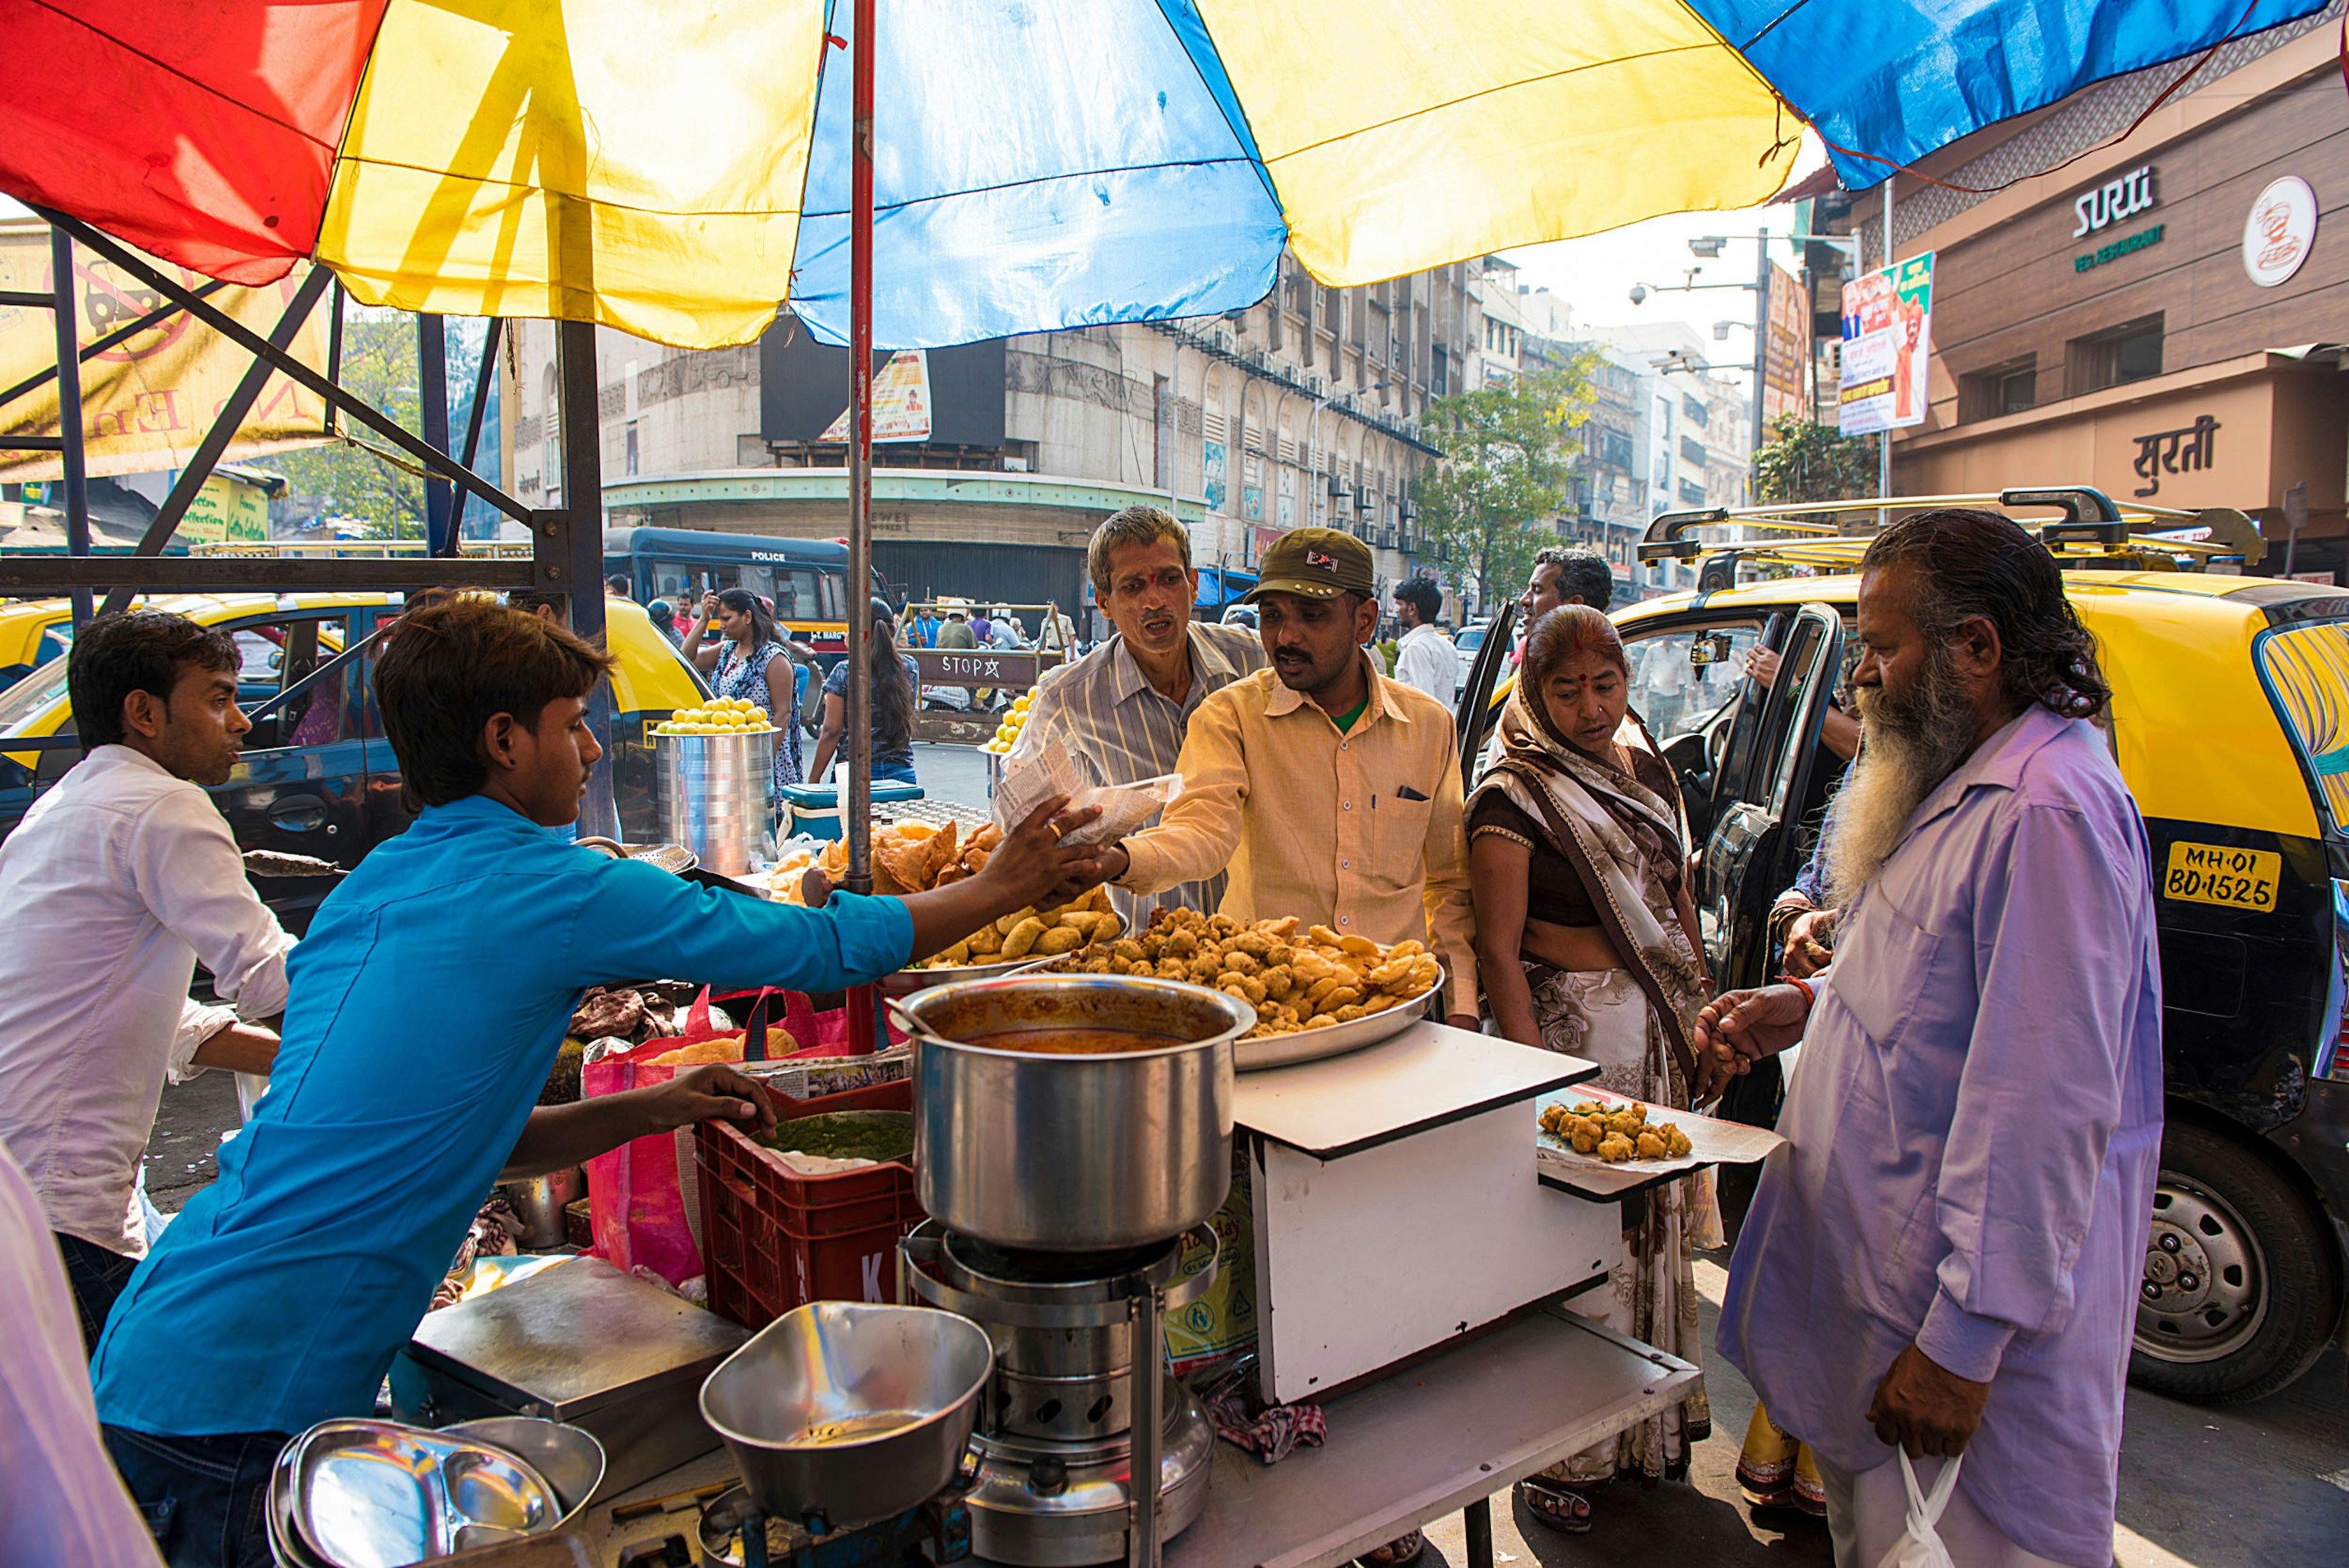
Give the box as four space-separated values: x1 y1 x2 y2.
981 687 1042 755
653 696 773 737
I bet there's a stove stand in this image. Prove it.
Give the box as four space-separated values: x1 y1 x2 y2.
901 1222 1219 1568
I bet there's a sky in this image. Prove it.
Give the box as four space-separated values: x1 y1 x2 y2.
1497 131 1835 393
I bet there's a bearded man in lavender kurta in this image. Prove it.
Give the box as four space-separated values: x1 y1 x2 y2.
1695 509 2162 1568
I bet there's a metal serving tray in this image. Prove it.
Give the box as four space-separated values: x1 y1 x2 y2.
287 1419 559 1567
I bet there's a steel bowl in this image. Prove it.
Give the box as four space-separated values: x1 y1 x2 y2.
438 1419 607 1527
892 974 1251 1251
699 1301 993 1533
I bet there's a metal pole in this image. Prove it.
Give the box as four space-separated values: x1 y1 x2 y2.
844 0 877 900
419 314 455 555
558 317 618 840
839 0 880 1056
1751 227 1768 500
48 227 92 628
1878 180 1894 528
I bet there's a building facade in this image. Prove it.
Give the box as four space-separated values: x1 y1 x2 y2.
505 250 1479 625
1853 4 2349 578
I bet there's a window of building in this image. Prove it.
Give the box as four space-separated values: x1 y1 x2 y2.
1960 357 2038 422
540 364 562 501
1680 435 1707 468
2068 316 2162 397
1682 394 1708 427
1678 478 1707 506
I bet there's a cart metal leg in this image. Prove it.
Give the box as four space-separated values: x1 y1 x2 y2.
1463 1497 1493 1568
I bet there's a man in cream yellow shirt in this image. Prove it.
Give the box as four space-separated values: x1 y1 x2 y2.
1095 528 1479 1027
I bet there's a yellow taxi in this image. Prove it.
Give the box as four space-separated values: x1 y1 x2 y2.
0 593 705 928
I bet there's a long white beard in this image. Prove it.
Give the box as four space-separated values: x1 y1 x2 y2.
1825 649 1980 908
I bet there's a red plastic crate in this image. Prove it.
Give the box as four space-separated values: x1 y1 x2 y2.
695 1080 924 1331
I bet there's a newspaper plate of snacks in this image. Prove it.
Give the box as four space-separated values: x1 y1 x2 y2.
1532 1086 1785 1198
1021 908 1443 1070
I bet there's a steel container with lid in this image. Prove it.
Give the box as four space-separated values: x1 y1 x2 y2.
655 730 775 876
891 975 1252 1252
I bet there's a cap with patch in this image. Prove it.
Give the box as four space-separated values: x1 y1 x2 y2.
1247 527 1374 602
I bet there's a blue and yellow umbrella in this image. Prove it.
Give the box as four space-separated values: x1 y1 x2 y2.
0 1 2323 351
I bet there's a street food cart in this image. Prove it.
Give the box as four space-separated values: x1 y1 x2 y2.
352 947 1739 1568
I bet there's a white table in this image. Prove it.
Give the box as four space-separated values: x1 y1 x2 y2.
584 1307 1699 1568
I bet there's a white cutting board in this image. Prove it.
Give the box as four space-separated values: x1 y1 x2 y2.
1234 1020 1597 1158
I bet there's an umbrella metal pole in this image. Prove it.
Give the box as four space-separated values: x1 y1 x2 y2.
48 228 92 629
842 0 880 1050
844 0 877 902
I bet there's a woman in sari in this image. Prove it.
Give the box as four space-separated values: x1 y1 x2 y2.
1469 605 1714 1531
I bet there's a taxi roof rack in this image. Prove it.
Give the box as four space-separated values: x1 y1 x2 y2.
1638 487 2266 573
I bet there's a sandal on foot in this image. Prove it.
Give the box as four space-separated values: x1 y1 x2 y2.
1516 1478 1594 1534
1356 1528 1425 1567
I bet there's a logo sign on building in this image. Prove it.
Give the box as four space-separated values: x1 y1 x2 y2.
2073 166 2158 237
2243 177 2318 288
1760 262 1806 425
1837 252 1935 437
819 350 933 442
0 229 332 481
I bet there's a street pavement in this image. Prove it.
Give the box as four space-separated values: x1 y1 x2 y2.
141 742 2349 1566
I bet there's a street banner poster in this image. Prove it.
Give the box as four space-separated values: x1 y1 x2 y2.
1837 251 1935 436
820 349 933 442
1761 261 1807 426
0 224 333 480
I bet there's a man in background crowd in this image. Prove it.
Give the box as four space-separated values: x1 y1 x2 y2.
1021 505 1264 926
937 607 979 651
1523 544 1614 627
0 613 290 1355
1389 577 1458 710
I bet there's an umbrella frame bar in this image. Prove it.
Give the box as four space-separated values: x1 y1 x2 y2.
1 216 622 835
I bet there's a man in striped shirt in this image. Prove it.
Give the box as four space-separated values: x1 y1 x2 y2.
1025 505 1264 925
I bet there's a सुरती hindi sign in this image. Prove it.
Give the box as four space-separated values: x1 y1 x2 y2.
1837 252 1934 437
0 224 333 482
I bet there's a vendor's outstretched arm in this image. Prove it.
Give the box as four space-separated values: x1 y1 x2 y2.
503 1063 774 1181
1105 700 1249 896
567 799 1104 994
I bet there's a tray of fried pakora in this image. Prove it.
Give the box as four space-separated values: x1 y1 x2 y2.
883 884 1126 996
1021 908 1445 1069
1531 1086 1785 1197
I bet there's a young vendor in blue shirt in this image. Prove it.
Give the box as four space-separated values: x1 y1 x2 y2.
91 594 1105 1568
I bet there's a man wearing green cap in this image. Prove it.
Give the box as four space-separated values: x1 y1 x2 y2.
1094 527 1479 1028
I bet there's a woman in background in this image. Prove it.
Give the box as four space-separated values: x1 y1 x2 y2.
809 599 921 786
685 587 806 790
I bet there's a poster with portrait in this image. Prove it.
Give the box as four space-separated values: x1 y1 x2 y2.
1836 251 1934 436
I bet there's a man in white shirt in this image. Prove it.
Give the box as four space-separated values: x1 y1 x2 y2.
1389 577 1458 711
0 612 291 1353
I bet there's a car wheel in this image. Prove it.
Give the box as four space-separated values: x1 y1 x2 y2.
2129 1120 2341 1405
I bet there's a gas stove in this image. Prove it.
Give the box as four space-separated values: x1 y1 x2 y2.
900 1222 1220 1568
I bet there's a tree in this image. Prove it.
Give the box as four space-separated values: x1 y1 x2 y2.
1412 357 1598 610
1748 416 1880 505
252 306 426 538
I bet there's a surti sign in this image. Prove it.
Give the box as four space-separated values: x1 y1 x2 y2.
2074 166 2158 239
